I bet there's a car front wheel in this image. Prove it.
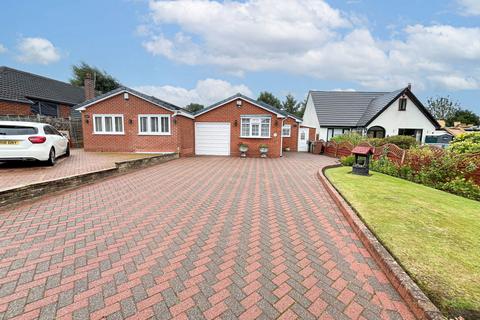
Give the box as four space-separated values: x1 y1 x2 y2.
45 148 56 166
65 144 70 157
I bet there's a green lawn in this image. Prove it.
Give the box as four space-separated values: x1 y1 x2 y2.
325 166 480 318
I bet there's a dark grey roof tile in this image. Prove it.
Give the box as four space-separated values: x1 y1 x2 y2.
0 66 84 105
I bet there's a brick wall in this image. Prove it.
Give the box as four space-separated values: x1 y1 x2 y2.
59 105 71 118
177 115 194 157
195 100 283 158
82 94 187 154
0 100 32 115
282 117 299 152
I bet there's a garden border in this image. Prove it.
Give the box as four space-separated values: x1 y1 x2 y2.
0 153 179 207
318 164 445 320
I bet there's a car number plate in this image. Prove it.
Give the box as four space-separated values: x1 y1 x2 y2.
0 140 19 145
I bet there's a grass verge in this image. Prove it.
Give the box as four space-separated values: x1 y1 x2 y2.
325 166 480 319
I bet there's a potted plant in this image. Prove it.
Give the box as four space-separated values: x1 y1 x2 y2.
238 142 249 158
259 144 269 158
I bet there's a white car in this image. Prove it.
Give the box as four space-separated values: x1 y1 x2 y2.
0 121 70 166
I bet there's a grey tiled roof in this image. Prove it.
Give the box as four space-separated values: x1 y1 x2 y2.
75 86 186 112
310 90 387 126
0 66 85 105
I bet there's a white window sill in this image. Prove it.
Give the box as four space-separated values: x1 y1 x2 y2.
282 135 291 138
240 136 271 139
138 133 171 136
93 132 125 135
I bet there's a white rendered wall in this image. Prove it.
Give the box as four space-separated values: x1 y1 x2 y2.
367 96 436 143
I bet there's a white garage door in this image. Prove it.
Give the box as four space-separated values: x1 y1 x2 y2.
195 122 231 156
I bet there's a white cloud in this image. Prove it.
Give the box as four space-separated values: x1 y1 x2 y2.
0 44 6 53
458 0 480 15
16 37 60 64
134 78 252 107
141 0 480 91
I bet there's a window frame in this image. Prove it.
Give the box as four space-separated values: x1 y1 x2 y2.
138 114 171 136
240 115 271 138
399 98 407 111
282 124 292 137
93 114 124 135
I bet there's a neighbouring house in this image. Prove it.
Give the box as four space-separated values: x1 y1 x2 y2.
0 66 89 118
76 91 301 158
193 93 300 157
302 85 440 143
76 87 195 156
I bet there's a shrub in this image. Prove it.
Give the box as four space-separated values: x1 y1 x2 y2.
371 155 400 177
339 155 355 166
382 135 418 149
370 147 480 201
448 132 480 154
366 138 385 147
441 178 480 201
330 132 363 146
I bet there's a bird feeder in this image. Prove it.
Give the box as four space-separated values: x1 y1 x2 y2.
351 146 374 176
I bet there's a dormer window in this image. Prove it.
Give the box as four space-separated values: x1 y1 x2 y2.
399 97 407 111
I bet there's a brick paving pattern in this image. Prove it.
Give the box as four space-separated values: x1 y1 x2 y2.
0 153 415 319
0 149 156 192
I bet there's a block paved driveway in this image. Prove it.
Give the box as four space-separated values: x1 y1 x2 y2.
0 153 415 320
0 149 156 192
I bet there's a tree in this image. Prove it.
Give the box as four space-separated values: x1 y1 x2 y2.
450 109 480 126
185 103 204 113
282 94 298 115
70 62 121 94
296 98 307 118
426 96 460 121
257 91 282 109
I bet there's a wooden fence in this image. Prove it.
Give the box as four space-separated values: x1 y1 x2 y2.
316 140 480 185
0 114 83 147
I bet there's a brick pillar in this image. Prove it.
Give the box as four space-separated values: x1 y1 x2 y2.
84 72 95 101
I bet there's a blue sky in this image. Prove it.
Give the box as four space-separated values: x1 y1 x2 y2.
0 0 479 113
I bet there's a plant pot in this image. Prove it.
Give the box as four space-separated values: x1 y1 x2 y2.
239 145 248 158
259 147 268 158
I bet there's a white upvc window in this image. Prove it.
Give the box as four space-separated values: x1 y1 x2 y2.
240 116 271 138
93 114 124 134
282 124 291 137
138 115 170 135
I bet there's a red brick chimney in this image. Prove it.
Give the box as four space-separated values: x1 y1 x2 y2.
84 72 95 101
407 83 412 90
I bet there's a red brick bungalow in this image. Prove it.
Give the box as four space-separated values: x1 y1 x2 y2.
194 94 301 157
76 90 302 158
76 87 195 156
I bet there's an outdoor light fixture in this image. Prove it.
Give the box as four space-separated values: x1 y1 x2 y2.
275 120 278 126
234 120 238 126
129 119 133 124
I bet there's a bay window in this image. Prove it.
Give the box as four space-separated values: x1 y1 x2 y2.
138 115 170 135
240 116 271 138
93 114 124 134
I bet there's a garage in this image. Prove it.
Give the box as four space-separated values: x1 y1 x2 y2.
195 122 230 156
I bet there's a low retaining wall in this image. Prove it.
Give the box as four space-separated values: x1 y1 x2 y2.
0 153 179 207
318 165 444 320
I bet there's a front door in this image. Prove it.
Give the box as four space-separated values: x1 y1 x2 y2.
298 127 309 152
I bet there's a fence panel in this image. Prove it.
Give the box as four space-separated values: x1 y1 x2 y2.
337 142 354 158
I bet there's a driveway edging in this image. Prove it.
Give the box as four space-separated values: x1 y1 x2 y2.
0 152 179 207
317 165 444 320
